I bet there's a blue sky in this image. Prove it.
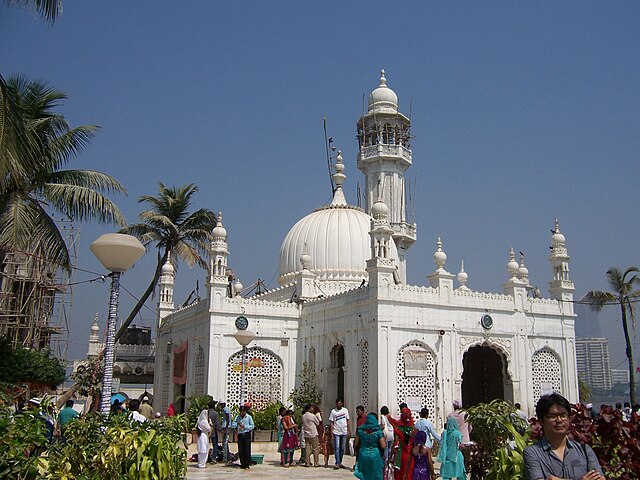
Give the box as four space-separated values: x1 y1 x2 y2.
3 1 640 368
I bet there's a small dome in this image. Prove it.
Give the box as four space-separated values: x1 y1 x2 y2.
433 237 447 269
371 197 389 220
368 69 398 112
212 212 227 239
551 218 566 244
233 279 243 294
507 248 519 276
518 265 529 277
161 252 174 275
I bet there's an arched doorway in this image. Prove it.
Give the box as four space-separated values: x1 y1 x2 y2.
462 345 512 407
326 344 345 402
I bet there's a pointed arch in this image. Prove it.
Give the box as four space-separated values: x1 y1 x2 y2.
226 347 283 410
396 341 437 420
532 346 562 401
192 345 205 395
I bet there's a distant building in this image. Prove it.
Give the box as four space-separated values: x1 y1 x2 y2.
576 338 612 390
611 368 629 385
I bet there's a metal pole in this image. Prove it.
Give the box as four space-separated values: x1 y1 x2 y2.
240 345 247 404
100 272 120 414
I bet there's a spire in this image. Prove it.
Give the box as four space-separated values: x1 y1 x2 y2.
331 150 347 206
507 247 520 281
433 237 447 271
457 260 469 290
517 252 529 286
300 243 312 271
379 69 387 87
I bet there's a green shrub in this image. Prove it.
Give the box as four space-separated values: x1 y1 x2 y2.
252 401 284 430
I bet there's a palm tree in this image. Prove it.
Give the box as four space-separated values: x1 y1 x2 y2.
4 0 63 23
582 267 640 406
116 182 216 342
0 75 126 271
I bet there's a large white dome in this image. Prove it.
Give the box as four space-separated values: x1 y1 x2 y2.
279 151 397 287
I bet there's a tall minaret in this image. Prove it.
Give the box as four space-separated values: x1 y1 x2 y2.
208 212 230 307
549 219 574 310
157 252 175 327
357 70 416 282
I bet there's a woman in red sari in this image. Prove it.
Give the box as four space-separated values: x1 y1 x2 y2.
389 407 414 480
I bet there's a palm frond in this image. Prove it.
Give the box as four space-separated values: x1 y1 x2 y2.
580 290 617 312
40 183 126 225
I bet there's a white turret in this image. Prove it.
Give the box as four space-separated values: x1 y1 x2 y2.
366 195 398 288
87 314 101 357
208 212 231 308
517 252 530 287
157 252 175 326
457 260 469 291
548 219 574 308
357 69 416 283
427 238 454 299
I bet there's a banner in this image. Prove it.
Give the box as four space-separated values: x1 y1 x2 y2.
172 342 188 385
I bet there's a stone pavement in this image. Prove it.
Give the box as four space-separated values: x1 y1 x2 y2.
185 443 358 479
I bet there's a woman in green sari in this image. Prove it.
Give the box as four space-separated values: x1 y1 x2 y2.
438 417 466 480
354 413 387 480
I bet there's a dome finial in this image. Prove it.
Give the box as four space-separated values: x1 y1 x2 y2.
433 237 447 270
507 247 519 279
330 150 347 206
517 251 529 284
457 260 469 290
379 69 387 87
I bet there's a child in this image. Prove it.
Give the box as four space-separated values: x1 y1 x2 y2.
320 424 334 467
405 430 435 480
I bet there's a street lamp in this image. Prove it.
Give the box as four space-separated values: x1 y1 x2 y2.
90 233 145 414
233 327 256 404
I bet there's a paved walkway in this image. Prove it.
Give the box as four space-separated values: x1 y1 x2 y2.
185 442 447 479
185 443 357 479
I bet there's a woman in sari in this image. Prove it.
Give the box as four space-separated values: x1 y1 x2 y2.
354 412 386 480
280 409 299 467
276 406 286 465
390 407 414 480
438 417 466 480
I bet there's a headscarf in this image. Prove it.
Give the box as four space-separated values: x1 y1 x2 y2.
400 407 414 426
438 417 462 464
197 409 211 434
357 413 382 434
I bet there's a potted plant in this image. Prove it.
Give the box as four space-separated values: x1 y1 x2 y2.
252 401 283 442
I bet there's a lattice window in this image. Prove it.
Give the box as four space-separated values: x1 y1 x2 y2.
309 347 316 373
532 347 562 401
160 353 171 415
361 341 369 411
226 347 283 410
396 342 436 421
193 346 205 396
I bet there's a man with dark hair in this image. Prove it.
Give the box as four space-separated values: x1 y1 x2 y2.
302 404 321 467
414 407 440 450
524 393 604 480
234 404 254 470
207 400 221 463
58 399 79 439
128 399 146 423
329 397 350 469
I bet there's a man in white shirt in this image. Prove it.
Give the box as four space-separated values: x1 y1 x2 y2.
127 399 147 423
328 398 350 469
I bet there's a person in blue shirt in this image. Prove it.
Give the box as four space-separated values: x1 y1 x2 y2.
234 404 255 470
57 399 79 440
219 400 232 463
414 407 441 451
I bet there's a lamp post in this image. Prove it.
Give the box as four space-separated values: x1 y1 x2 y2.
90 233 145 414
233 328 256 404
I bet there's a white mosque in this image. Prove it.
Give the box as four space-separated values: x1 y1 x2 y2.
152 71 578 425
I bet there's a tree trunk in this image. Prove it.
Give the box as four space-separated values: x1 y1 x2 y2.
620 301 636 406
56 382 80 409
114 250 167 343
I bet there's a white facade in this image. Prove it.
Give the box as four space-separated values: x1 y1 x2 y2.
153 71 578 425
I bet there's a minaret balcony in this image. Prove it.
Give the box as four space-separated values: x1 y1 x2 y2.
391 222 417 245
357 144 412 168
